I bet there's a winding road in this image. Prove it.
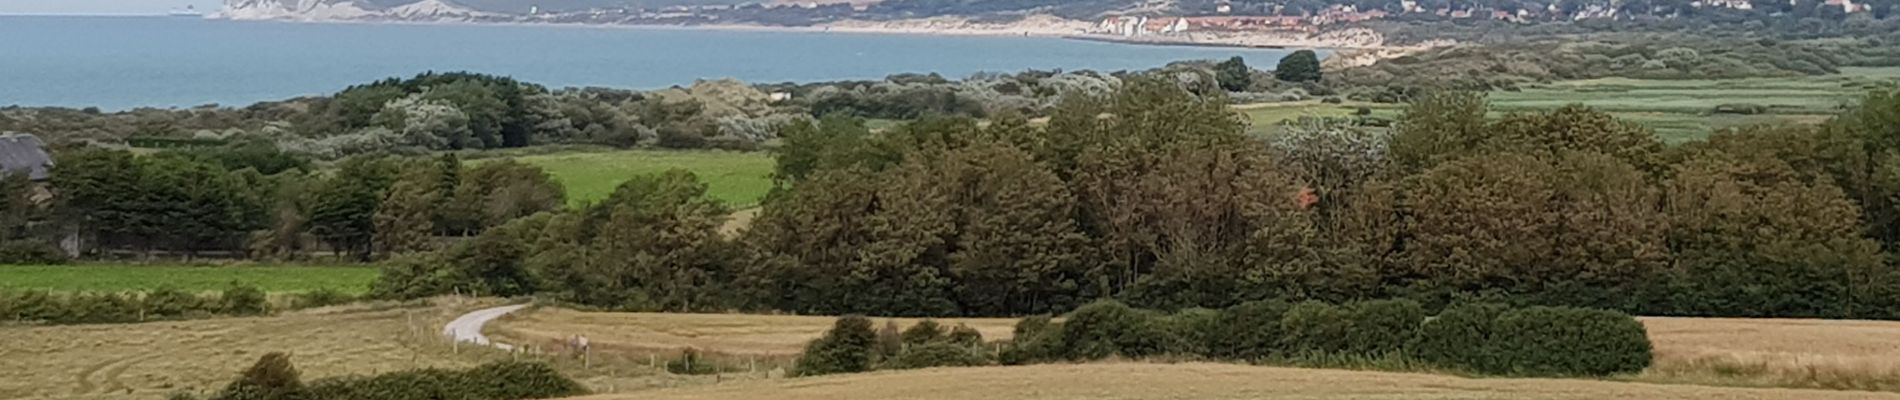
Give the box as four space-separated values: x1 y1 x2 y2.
443 304 528 351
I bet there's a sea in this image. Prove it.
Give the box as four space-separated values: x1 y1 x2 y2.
0 16 1308 110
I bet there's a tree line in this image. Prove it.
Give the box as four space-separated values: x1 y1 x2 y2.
29 146 564 261
367 76 1900 321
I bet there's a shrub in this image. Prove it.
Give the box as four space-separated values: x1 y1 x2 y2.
1410 302 1509 372
1280 301 1351 356
0 290 55 322
462 361 589 399
901 319 945 346
665 347 720 375
874 320 903 360
143 287 207 318
888 342 991 369
300 361 583 400
945 324 983 347
999 315 1061 365
220 284 270 316
1058 300 1181 360
1167 308 1222 357
1343 300 1425 356
0 240 68 265
1210 300 1290 361
1490 306 1652 376
212 353 305 400
291 288 354 309
793 315 878 376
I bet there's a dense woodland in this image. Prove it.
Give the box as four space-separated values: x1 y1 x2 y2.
3 44 1899 321
7 69 1900 320
356 77 1900 321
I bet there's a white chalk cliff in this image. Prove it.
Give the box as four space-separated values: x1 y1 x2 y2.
215 0 495 21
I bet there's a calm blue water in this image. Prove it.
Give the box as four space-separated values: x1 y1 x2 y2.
0 16 1303 110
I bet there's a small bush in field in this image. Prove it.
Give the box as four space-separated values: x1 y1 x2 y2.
888 342 992 369
901 319 945 346
793 315 878 376
665 348 720 375
945 324 983 347
874 320 903 361
212 352 305 400
1000 315 1060 365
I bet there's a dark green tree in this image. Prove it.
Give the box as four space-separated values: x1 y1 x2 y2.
1215 56 1254 92
1274 50 1323 83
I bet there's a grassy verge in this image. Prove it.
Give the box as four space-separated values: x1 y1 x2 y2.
0 264 379 295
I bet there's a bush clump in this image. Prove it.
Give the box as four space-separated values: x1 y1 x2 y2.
664 347 721 375
1490 306 1652 376
1410 302 1509 372
793 315 877 376
198 353 584 400
999 315 1061 365
0 240 68 264
888 342 991 369
1280 301 1351 356
1343 299 1425 356
1058 299 1181 360
1209 300 1290 361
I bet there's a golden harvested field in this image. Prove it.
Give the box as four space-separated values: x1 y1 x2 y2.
562 362 1900 400
0 298 503 400
489 307 1020 357
1640 317 1900 391
496 308 1900 393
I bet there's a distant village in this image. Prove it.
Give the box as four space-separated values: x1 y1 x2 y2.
1085 0 1873 37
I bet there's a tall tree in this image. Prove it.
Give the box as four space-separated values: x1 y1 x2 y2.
1215 56 1254 92
1274 50 1323 83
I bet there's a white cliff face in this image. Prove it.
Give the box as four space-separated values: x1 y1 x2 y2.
216 0 488 22
385 0 496 20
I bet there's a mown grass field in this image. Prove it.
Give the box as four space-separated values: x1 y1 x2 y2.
0 264 379 294
506 150 775 208
1242 68 1900 143
0 299 499 400
565 362 1900 400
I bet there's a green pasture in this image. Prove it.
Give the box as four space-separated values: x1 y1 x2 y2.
0 264 380 294
1243 68 1900 143
507 149 775 208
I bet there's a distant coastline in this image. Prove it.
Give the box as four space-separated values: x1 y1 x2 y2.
204 11 1400 52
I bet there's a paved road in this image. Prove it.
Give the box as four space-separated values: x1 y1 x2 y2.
443 304 528 351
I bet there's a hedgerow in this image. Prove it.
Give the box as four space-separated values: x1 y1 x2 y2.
977 299 1651 378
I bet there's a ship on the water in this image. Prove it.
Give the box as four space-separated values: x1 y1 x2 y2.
168 5 204 17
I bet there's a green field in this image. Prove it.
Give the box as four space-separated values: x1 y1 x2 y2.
506 150 775 208
0 264 380 294
1490 67 1900 142
1242 68 1900 143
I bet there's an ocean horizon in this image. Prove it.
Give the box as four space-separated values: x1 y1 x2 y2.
0 15 1307 110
